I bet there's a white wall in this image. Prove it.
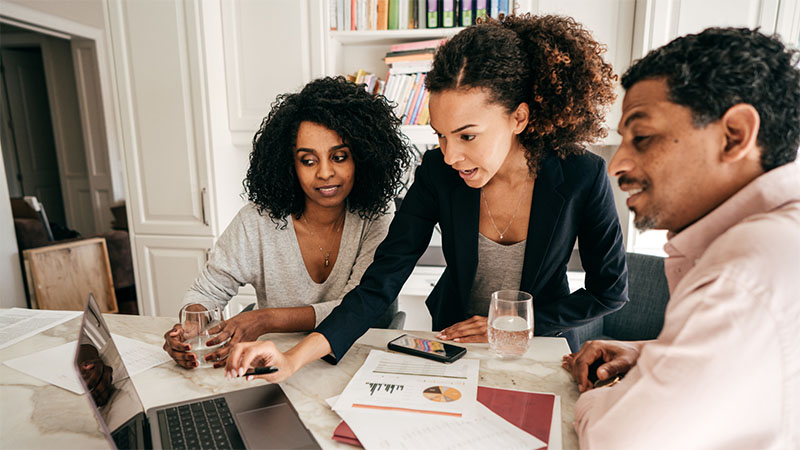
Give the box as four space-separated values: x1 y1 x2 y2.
3 0 105 29
0 143 27 308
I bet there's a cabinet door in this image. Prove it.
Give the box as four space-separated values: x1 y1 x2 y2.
134 235 214 317
107 0 214 236
635 0 782 56
221 0 325 138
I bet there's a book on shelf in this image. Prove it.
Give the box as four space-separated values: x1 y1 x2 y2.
332 0 510 30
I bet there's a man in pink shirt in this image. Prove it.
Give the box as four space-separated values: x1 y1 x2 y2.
564 28 800 448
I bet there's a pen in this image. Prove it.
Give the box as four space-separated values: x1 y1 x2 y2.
243 366 279 376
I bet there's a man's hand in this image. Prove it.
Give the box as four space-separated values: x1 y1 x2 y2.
202 310 268 368
436 316 488 343
562 340 643 392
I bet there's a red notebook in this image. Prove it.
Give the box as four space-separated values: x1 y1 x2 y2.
332 386 555 448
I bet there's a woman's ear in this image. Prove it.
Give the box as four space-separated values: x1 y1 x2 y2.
512 103 530 135
720 103 760 164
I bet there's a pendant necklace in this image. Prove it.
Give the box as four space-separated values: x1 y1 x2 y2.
482 178 530 240
301 211 345 268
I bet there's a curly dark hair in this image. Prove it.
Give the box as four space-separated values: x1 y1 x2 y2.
244 76 411 227
621 27 800 172
425 14 617 174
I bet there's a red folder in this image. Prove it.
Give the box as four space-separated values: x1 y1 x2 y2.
332 386 555 448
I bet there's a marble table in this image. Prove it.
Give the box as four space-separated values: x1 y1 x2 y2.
0 314 580 449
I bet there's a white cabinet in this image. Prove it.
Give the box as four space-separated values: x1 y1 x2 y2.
133 235 214 317
107 0 214 237
220 0 326 137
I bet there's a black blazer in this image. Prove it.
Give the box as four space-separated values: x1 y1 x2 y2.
316 148 628 359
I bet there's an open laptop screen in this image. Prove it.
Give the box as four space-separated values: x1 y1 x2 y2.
74 294 147 447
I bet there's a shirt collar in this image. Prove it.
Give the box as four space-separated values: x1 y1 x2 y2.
665 161 800 265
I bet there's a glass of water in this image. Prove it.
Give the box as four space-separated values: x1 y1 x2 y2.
488 290 534 359
181 304 225 368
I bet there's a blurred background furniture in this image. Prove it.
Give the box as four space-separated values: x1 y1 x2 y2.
11 197 137 314
22 238 118 313
574 252 670 346
240 298 406 329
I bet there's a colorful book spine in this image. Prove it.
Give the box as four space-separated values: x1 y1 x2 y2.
460 0 473 26
490 0 498 20
379 0 390 29
442 0 454 27
402 73 422 123
409 74 427 124
475 0 487 22
351 0 357 30
390 38 447 52
427 0 438 28
397 0 408 30
497 0 508 18
416 90 430 125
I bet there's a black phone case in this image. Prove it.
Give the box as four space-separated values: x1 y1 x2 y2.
387 335 467 363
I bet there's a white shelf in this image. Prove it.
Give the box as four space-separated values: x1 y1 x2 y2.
400 125 438 146
329 28 465 45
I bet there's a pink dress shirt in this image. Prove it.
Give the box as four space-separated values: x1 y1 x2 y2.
574 162 800 449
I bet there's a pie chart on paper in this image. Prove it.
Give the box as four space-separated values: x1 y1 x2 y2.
422 386 462 402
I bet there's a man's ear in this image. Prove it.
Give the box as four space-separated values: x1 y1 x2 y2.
720 103 760 163
512 102 530 135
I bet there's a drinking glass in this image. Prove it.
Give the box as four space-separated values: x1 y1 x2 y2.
181 304 225 368
487 290 534 359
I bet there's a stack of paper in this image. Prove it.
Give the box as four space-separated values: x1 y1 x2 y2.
330 350 553 450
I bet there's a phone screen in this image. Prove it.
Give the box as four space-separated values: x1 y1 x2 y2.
389 335 465 359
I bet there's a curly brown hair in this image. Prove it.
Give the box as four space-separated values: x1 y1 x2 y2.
426 14 617 174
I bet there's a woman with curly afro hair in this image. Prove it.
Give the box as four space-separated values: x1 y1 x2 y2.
225 15 629 381
163 77 410 370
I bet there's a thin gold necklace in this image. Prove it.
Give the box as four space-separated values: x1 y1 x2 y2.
481 178 529 240
300 211 345 268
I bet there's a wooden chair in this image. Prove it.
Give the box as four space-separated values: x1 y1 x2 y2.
22 238 118 313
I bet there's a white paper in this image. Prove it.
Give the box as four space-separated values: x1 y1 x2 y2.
3 334 172 394
0 308 82 350
333 349 479 418
334 400 546 450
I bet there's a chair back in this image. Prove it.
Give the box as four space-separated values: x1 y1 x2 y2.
603 252 670 341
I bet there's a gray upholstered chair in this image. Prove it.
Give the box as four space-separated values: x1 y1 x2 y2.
240 297 406 329
573 252 670 346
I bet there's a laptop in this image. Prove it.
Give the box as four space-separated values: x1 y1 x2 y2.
73 294 320 449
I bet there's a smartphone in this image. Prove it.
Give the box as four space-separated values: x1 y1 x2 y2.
387 334 467 363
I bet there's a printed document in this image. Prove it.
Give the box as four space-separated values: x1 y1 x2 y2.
333 349 479 418
0 308 82 350
327 396 547 450
4 334 172 394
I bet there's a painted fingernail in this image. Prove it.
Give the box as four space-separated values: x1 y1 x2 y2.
238 367 246 377
246 376 254 381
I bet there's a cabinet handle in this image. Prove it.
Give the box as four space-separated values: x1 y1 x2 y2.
201 187 208 226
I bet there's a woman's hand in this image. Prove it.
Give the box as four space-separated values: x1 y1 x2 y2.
436 315 488 343
562 340 643 392
163 324 199 369
202 310 268 368
224 341 296 383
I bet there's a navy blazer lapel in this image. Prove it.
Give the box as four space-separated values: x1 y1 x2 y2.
450 181 480 308
520 155 565 293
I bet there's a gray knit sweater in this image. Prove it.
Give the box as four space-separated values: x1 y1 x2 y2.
181 202 394 326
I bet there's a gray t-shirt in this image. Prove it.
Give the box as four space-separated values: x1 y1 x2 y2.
182 202 394 326
467 233 527 317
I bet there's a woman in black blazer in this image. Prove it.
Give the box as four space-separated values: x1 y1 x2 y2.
225 15 628 381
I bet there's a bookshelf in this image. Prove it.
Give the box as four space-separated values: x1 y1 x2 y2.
325 27 465 147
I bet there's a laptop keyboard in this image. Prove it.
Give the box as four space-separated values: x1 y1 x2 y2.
158 398 245 450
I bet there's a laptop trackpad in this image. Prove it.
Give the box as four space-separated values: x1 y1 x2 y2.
236 403 318 449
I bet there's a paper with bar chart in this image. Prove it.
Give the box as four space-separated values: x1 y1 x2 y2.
333 349 479 418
